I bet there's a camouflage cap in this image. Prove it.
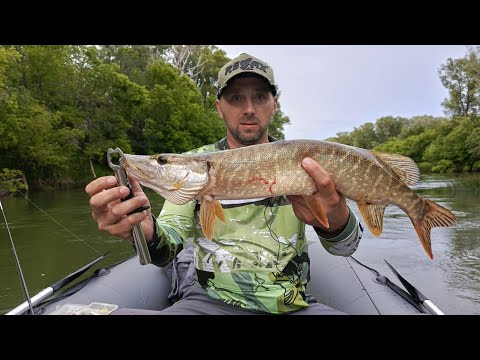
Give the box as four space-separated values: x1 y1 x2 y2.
217 53 277 98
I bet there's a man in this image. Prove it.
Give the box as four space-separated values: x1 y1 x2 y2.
85 53 363 314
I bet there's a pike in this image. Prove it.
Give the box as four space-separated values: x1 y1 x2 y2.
120 140 457 259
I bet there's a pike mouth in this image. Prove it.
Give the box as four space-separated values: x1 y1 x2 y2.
123 159 155 180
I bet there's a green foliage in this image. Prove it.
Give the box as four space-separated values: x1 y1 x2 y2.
350 122 378 148
375 116 405 143
417 162 433 173
97 45 163 85
422 117 475 171
375 127 438 163
0 45 245 189
269 103 291 140
432 159 455 173
398 116 444 139
0 168 28 196
439 46 480 117
325 132 354 145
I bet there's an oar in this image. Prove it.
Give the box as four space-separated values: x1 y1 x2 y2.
384 259 444 315
6 253 108 315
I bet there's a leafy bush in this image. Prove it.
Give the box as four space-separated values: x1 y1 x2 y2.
432 159 455 173
0 168 28 196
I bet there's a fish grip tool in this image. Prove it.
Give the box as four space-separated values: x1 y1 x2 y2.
107 148 152 265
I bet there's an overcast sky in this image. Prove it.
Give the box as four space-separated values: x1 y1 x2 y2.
217 45 469 140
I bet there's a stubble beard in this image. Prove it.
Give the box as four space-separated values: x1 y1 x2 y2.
228 122 270 146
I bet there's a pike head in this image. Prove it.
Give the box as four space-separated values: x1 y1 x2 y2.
121 153 209 205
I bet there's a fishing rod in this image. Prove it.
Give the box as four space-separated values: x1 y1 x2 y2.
0 199 35 315
6 252 108 315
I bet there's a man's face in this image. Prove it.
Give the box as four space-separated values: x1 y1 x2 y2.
216 76 277 148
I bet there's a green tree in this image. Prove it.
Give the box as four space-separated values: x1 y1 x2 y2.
0 46 22 152
375 127 438 163
398 115 445 139
439 46 480 117
98 45 169 85
142 60 224 154
164 45 229 111
325 131 354 145
375 116 405 143
269 103 290 140
422 117 471 172
350 122 378 148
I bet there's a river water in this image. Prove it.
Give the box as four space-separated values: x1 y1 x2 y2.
1 175 479 315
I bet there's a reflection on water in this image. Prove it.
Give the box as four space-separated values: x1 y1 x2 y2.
1 175 479 314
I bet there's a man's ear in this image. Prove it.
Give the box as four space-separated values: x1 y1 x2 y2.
216 99 223 119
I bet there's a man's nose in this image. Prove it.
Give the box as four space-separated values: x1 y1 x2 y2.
243 97 255 115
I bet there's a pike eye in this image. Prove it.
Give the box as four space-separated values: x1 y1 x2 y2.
157 156 167 165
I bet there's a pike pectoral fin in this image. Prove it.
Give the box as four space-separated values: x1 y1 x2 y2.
199 198 225 240
302 195 329 228
357 202 386 237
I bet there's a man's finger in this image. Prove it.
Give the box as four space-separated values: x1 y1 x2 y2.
85 176 118 197
103 211 148 239
89 186 130 210
110 195 149 218
287 195 309 211
301 157 337 196
128 176 144 197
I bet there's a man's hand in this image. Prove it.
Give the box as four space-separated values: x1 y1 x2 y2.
287 157 350 237
85 176 154 242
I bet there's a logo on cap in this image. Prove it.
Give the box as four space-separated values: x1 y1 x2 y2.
224 57 269 76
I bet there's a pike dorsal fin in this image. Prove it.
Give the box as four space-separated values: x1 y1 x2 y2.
370 151 420 186
356 202 386 237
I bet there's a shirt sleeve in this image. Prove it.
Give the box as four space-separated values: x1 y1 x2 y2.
313 208 363 257
147 200 197 267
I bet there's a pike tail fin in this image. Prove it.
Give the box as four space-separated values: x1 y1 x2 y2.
411 199 457 260
199 198 226 240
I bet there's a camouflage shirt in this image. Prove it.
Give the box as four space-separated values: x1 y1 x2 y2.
148 137 363 314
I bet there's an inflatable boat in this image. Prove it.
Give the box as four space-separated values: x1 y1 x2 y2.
6 229 441 315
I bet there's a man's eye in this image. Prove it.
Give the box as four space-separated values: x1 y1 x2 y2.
230 94 241 102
